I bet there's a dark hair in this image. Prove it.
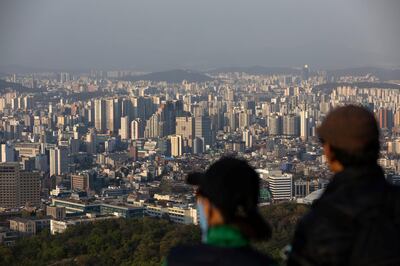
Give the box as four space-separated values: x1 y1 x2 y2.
329 140 380 167
215 172 271 241
192 156 271 241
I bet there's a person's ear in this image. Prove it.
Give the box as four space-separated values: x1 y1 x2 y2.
323 143 334 163
323 143 344 173
197 196 224 226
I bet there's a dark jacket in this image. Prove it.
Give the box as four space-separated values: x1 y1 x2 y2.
165 225 276 266
288 165 400 266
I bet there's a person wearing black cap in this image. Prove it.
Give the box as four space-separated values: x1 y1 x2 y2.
164 157 277 266
288 105 400 266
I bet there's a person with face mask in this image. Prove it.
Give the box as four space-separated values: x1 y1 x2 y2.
164 157 277 266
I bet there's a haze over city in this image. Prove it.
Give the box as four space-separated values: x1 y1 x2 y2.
1 0 400 71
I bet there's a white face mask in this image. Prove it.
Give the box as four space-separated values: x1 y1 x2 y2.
197 200 208 243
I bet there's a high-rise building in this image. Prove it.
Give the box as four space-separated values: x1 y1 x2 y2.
1 143 15 162
394 109 400 128
120 116 130 140
0 163 40 208
195 116 212 147
49 147 68 176
131 119 144 140
20 171 41 207
268 114 282 135
378 108 394 130
145 113 162 138
94 99 106 132
132 96 156 121
105 99 117 133
170 135 183 157
193 137 204 154
85 128 97 154
121 98 132 120
300 111 309 141
283 114 300 136
176 116 194 148
302 64 310 81
160 101 177 136
71 174 90 192
238 111 252 129
242 129 254 148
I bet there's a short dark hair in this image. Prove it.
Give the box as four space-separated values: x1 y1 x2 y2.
328 140 380 167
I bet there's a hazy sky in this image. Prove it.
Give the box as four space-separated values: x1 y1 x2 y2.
0 0 399 71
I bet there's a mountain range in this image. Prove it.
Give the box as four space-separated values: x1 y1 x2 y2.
120 69 213 83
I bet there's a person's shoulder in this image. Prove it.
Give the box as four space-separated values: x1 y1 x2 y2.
166 244 207 266
167 244 277 266
240 246 277 265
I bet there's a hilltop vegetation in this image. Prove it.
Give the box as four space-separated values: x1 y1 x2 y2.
0 203 308 266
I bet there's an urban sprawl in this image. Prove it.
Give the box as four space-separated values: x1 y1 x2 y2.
0 66 399 245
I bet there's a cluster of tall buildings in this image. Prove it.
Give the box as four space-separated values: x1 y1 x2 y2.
1 68 400 241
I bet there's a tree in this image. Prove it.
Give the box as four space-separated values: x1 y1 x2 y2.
0 203 307 265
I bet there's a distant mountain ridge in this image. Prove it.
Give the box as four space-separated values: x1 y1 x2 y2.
211 66 301 75
121 69 213 83
327 67 400 81
313 82 400 93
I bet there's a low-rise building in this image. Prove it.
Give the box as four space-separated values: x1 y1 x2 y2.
9 217 50 235
145 204 197 224
50 213 119 235
0 226 19 246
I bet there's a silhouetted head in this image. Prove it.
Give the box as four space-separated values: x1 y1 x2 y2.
317 105 380 172
187 156 271 241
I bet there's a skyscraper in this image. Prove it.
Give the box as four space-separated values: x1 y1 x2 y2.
238 111 252 129
0 163 40 208
242 129 254 148
145 113 162 138
131 119 144 140
378 108 394 130
176 116 194 148
300 111 309 141
302 64 310 81
195 116 212 147
160 101 177 137
94 99 106 132
193 137 204 154
49 147 68 176
170 135 183 157
106 99 122 132
105 99 116 133
1 143 15 162
283 114 300 136
71 173 90 192
268 114 283 135
85 128 97 154
120 116 130 140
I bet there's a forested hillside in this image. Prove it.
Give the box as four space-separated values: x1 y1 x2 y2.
0 203 308 266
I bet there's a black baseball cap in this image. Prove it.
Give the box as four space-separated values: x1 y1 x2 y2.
187 157 271 240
